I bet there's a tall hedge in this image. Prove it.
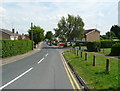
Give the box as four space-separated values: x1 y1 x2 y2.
110 43 120 56
86 41 101 52
101 40 120 48
1 40 33 58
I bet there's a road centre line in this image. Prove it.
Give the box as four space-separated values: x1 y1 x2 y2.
0 67 33 90
37 58 45 64
45 53 48 57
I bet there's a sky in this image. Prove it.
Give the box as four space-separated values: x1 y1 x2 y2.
0 0 119 35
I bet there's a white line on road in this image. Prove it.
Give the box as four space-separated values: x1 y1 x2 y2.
0 67 33 90
37 58 45 64
45 53 48 57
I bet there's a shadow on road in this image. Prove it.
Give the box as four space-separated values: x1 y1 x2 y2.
42 46 63 49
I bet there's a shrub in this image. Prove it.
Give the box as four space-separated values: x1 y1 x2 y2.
101 40 120 48
1 40 33 58
110 43 120 56
86 41 101 52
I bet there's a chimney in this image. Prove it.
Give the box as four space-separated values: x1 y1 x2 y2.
16 31 18 34
12 28 15 33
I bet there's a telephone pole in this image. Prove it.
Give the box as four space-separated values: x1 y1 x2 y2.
31 22 34 49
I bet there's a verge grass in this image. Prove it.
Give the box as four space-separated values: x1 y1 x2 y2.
99 48 111 55
64 50 119 90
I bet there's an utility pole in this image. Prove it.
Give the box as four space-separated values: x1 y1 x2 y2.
31 22 34 49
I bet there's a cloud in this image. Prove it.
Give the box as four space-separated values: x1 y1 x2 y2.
0 7 7 17
1 0 119 2
0 1 118 35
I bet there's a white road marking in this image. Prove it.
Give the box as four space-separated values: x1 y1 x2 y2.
37 58 44 64
0 67 33 90
45 53 48 57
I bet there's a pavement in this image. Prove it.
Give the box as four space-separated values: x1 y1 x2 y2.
0 42 82 90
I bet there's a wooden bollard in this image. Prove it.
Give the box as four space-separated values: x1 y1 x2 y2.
77 49 78 56
93 55 96 66
85 53 88 61
106 59 110 73
80 51 82 58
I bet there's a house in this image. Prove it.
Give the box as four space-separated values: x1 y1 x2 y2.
22 34 30 40
83 29 100 41
0 29 20 40
0 29 10 39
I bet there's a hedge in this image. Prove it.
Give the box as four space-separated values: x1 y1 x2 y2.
100 40 120 48
1 40 33 58
86 41 101 52
110 43 120 56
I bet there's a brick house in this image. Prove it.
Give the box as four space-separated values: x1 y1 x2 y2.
83 29 100 41
0 29 20 40
21 34 30 40
0 30 10 39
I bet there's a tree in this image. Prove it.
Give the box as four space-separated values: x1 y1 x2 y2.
106 31 116 39
54 14 84 42
100 31 117 40
28 25 44 45
110 25 120 39
45 31 53 41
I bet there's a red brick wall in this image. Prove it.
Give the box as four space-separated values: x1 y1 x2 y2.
0 32 10 39
86 30 100 41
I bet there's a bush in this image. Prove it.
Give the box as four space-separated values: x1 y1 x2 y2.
110 43 120 56
1 40 33 58
101 40 120 48
86 41 101 52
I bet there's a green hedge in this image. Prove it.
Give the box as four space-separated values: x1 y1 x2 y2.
86 41 101 52
101 40 120 48
1 40 33 58
110 43 120 56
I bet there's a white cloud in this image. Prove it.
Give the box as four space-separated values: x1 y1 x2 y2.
0 1 118 35
0 7 7 17
1 0 119 2
98 12 104 17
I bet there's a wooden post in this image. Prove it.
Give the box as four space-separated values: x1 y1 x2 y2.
77 49 78 56
93 55 96 66
106 59 110 73
85 53 88 61
80 51 82 58
74 49 75 54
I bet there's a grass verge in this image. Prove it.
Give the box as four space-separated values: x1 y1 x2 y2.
64 50 119 90
99 48 111 55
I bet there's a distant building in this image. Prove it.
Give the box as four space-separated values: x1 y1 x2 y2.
0 29 20 40
83 29 100 41
0 29 30 40
22 34 30 40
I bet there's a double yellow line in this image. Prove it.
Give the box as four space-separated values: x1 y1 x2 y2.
60 52 81 91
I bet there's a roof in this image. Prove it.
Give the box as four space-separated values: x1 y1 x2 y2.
84 29 100 35
0 29 19 36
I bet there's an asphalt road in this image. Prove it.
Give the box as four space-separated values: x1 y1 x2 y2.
1 42 81 90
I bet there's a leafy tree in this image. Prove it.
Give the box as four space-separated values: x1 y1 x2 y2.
28 25 44 45
106 31 116 39
54 14 84 42
100 35 108 39
110 25 120 39
45 31 53 41
101 31 117 40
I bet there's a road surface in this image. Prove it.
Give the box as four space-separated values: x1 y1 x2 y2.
1 42 82 90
